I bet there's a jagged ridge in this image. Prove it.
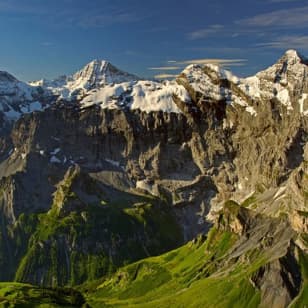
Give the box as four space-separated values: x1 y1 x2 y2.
0 50 306 307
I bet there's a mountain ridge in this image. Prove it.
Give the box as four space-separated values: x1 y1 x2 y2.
0 50 306 307
0 49 307 123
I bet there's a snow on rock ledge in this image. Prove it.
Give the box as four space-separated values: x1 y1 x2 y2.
81 80 190 113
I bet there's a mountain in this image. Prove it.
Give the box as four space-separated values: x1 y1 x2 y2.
0 50 307 307
0 71 49 127
30 59 140 100
242 49 308 115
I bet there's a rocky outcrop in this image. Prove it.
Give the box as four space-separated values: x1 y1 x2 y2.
215 201 303 307
0 50 306 290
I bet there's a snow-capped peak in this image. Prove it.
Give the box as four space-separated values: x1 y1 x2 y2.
1 49 306 124
255 49 308 84
31 59 140 100
181 63 239 84
71 59 138 90
240 49 308 114
71 59 109 86
178 63 240 102
282 49 307 64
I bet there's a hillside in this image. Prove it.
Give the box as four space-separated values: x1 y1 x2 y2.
0 49 307 307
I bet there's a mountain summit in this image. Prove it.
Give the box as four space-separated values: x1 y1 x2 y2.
281 49 308 64
0 49 307 306
0 49 307 124
71 59 139 89
30 59 139 100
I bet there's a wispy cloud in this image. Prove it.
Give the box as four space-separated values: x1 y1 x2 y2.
148 66 180 70
150 58 247 78
188 24 268 41
188 47 245 53
0 1 143 28
152 58 248 78
188 24 224 39
256 35 308 49
177 58 247 66
154 73 178 79
0 1 44 14
238 6 308 27
189 4 308 46
77 11 141 28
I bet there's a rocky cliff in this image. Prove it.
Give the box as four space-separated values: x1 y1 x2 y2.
0 50 306 306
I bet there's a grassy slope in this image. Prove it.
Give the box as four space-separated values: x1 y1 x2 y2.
86 227 262 308
0 282 85 307
13 169 183 287
2 211 308 307
14 196 182 287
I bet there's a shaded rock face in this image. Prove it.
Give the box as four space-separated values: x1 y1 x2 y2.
12 166 183 287
0 50 306 292
1 104 219 225
0 106 208 285
215 202 302 307
252 249 301 308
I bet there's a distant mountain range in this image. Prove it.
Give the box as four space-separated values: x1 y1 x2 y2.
0 49 307 307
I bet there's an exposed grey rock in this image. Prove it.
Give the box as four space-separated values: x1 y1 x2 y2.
0 50 306 300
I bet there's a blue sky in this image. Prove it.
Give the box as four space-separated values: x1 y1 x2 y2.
0 0 307 81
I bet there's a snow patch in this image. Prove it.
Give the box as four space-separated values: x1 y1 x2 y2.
246 106 257 116
81 80 190 113
276 87 291 106
240 76 261 98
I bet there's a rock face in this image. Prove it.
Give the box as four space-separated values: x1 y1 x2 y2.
215 200 304 308
0 49 307 303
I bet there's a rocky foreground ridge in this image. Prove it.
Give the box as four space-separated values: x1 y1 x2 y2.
0 50 307 307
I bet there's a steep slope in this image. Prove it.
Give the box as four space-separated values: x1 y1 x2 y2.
14 166 182 287
0 49 306 302
241 49 308 115
86 201 306 308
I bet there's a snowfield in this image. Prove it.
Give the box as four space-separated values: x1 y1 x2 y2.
0 49 307 123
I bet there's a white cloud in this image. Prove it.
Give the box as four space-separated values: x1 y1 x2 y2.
148 66 180 70
238 6 308 28
188 47 245 53
154 73 178 79
188 24 224 39
177 58 247 66
256 35 308 49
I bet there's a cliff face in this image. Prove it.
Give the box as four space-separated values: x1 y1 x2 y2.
0 51 307 290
